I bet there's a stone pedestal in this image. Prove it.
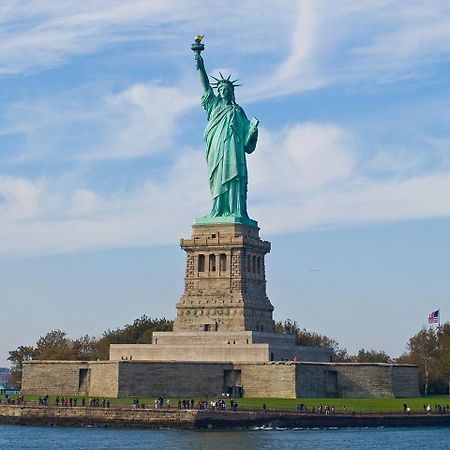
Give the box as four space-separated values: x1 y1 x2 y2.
173 223 275 333
108 222 335 364
110 222 333 363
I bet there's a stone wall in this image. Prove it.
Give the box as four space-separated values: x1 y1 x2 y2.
22 361 86 395
292 346 334 363
295 363 420 398
174 223 275 333
392 365 420 397
110 343 270 363
336 364 397 397
22 360 419 399
239 363 296 398
295 364 328 397
2 404 449 429
152 330 287 346
117 362 231 397
111 330 333 364
88 362 119 398
0 404 197 428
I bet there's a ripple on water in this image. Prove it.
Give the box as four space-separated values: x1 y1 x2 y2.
0 424 448 450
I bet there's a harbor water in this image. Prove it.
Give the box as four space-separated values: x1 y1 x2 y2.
0 424 448 449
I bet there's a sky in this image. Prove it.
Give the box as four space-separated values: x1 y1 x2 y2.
0 0 449 367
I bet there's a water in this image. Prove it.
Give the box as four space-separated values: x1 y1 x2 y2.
0 425 448 449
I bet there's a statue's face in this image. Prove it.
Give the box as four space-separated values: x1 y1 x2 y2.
218 83 233 101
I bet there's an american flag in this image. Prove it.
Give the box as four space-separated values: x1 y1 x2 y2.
428 309 440 324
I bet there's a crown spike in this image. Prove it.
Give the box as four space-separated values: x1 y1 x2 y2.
226 74 231 81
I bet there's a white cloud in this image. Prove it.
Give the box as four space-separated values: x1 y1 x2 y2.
1 121 450 257
0 82 197 163
0 176 45 220
246 1 450 99
3 1 448 100
365 148 424 174
0 1 291 77
82 83 197 160
250 123 355 196
69 188 101 216
249 122 450 234
0 0 187 75
353 3 450 62
1 2 450 256
0 149 209 256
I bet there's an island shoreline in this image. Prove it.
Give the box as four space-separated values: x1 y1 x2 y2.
1 405 449 430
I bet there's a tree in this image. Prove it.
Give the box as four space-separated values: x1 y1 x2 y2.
7 316 175 385
71 335 102 361
351 349 392 364
395 325 449 395
94 315 173 359
35 330 73 361
7 345 37 388
274 320 396 363
436 323 450 394
8 345 36 367
275 319 346 355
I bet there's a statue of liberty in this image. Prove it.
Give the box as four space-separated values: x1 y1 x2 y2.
192 37 259 226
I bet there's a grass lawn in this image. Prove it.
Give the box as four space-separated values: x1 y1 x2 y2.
6 394 449 413
236 396 449 412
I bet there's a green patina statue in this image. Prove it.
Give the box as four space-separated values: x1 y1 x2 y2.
192 36 259 227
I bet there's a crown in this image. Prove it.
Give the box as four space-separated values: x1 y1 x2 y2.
210 72 241 89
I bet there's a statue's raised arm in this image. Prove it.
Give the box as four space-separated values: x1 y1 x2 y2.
192 35 209 93
195 53 210 94
191 36 258 227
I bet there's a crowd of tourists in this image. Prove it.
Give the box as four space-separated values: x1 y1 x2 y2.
4 394 449 414
177 398 238 411
289 403 337 414
128 396 239 411
0 394 25 405
423 403 449 414
54 396 111 408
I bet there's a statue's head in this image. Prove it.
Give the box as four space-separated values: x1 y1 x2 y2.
217 81 235 102
211 73 240 103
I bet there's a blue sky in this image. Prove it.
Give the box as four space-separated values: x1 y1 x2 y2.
1 1 449 366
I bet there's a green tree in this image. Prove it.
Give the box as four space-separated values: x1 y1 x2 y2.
71 335 102 361
351 349 392 363
8 345 36 367
7 345 37 388
275 319 346 356
396 326 444 395
35 330 73 360
7 316 175 384
436 323 450 394
94 315 173 359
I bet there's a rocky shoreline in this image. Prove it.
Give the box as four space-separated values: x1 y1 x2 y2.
0 405 449 430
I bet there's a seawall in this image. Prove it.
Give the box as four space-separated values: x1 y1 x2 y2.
1 405 449 429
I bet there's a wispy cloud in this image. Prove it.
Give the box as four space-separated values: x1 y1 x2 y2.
81 83 197 160
0 1 291 77
247 1 450 99
2 1 448 98
1 120 450 257
0 148 208 256
1 2 450 257
0 0 188 75
250 122 450 233
0 82 197 163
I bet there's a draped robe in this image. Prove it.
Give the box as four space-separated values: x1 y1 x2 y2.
201 87 256 220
